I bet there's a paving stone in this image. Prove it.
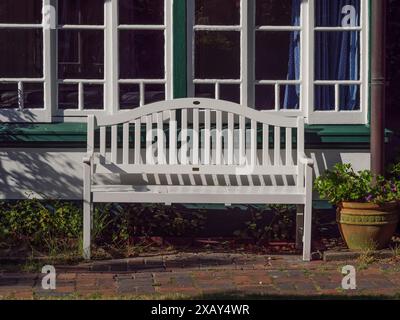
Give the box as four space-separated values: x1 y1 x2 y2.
314 280 342 290
57 273 77 281
295 281 317 291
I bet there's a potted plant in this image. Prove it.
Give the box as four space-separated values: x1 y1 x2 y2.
314 163 400 251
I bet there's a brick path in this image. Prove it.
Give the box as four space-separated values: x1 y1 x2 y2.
1 253 400 299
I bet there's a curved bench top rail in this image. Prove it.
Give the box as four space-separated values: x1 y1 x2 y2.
94 98 301 128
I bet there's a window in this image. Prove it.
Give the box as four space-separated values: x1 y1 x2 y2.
58 0 172 116
0 0 172 121
311 0 366 124
118 0 167 110
58 0 105 111
187 0 369 124
189 0 242 103
0 0 47 121
254 0 301 111
0 0 368 124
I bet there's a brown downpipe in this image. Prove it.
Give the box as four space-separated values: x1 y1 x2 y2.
370 0 387 175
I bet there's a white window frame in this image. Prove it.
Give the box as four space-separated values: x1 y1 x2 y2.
307 0 369 124
187 0 369 125
0 0 55 122
0 0 173 122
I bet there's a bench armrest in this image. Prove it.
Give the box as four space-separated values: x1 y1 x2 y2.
83 152 93 165
299 152 314 166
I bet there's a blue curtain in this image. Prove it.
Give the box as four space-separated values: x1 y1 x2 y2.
283 0 301 109
314 0 360 110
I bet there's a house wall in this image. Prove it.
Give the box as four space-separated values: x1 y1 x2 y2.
0 148 370 200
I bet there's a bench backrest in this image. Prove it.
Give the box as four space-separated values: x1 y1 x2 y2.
87 98 305 187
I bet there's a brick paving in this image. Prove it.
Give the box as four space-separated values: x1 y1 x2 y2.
0 253 400 299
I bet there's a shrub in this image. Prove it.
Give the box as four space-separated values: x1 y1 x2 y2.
94 204 206 246
0 197 82 248
234 205 296 244
314 163 400 205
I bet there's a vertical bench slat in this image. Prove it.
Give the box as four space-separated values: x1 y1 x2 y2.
227 113 234 165
146 115 153 164
134 119 141 164
274 126 281 166
169 110 177 165
263 124 269 165
100 126 106 164
286 127 293 165
216 110 222 165
181 109 188 165
123 123 129 165
193 108 199 165
157 112 165 164
239 116 245 165
204 109 211 165
111 125 118 163
251 119 257 167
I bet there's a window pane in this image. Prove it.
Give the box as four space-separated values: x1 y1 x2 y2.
280 85 300 110
58 84 78 110
58 0 104 25
119 31 164 79
315 31 360 81
119 84 140 109
24 83 44 109
58 30 104 79
255 85 275 110
195 0 240 25
195 84 215 99
220 84 240 104
119 0 164 25
84 84 103 110
195 31 240 79
314 85 334 111
145 84 165 104
340 85 360 111
256 31 299 80
316 0 360 27
0 83 18 109
0 29 43 78
0 0 42 24
256 0 301 26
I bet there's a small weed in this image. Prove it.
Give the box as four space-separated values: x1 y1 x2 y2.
357 249 376 270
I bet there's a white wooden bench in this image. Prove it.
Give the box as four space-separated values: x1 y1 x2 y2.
83 98 314 261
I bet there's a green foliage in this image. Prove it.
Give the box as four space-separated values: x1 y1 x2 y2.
314 163 400 205
0 197 82 249
0 198 207 255
93 204 206 247
234 205 296 244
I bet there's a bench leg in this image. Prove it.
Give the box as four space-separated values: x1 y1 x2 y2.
83 200 92 260
302 201 312 261
296 205 304 250
302 165 313 262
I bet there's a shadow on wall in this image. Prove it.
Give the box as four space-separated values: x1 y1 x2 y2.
0 108 40 123
310 149 370 178
0 148 370 201
0 149 84 200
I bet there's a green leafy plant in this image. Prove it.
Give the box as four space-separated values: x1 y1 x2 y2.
234 205 296 244
93 204 206 247
314 163 400 205
0 197 82 257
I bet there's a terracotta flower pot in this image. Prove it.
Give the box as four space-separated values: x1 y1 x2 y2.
337 202 399 251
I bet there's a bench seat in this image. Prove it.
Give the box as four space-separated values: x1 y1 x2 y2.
92 185 306 204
